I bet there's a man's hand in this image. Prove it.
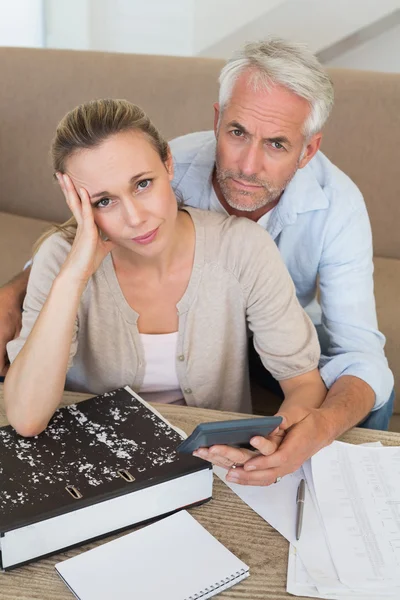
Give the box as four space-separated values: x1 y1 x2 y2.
194 407 333 486
193 421 287 479
228 409 333 485
0 271 29 375
193 375 375 486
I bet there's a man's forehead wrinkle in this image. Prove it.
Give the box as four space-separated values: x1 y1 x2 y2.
240 69 307 109
229 86 306 123
228 74 310 131
226 102 301 137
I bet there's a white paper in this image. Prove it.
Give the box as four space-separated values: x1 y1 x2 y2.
214 465 302 543
215 464 342 588
287 544 400 599
56 510 249 600
287 545 343 600
311 442 400 589
215 440 400 598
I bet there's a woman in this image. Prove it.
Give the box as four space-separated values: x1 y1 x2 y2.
5 99 326 450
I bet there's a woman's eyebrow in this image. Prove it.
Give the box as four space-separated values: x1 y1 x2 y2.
90 171 153 200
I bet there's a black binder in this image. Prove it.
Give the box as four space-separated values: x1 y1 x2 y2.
0 387 212 570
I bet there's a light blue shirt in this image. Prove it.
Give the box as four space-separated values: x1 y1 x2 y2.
170 131 393 410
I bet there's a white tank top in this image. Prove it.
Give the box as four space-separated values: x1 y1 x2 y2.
139 332 184 405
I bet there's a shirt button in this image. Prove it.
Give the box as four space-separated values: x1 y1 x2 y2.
184 388 192 394
177 355 185 361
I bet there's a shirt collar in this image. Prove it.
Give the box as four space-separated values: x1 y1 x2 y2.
267 161 329 239
174 136 216 209
280 161 329 215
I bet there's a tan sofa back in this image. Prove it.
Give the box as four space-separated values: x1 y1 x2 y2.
0 48 224 224
0 47 399 410
1 48 400 257
322 69 400 260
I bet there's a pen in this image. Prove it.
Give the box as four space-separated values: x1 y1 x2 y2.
296 478 305 541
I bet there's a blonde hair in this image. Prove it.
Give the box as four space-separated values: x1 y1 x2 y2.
34 99 169 253
219 37 334 138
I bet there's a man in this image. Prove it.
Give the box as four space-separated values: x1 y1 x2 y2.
170 38 394 484
0 38 394 486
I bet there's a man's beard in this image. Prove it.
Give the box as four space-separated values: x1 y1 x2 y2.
215 159 297 213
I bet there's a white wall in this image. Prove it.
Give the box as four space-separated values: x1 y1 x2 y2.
45 0 90 50
89 0 194 56
325 23 400 73
193 0 286 55
34 0 400 75
196 0 400 58
0 0 44 47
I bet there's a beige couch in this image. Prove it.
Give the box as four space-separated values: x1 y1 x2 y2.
0 47 399 428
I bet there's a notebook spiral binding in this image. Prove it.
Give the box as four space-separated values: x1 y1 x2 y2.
185 568 248 600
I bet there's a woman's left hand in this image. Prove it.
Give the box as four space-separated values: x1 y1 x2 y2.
193 420 286 483
195 406 333 486
57 173 116 284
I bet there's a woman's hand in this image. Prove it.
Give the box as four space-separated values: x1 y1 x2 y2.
192 422 286 481
57 173 116 283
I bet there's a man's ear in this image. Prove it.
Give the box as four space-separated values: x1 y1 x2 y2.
165 145 174 181
213 103 220 136
298 133 322 169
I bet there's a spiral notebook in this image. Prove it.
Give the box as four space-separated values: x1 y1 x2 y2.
55 510 249 600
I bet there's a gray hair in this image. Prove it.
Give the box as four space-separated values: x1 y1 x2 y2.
218 38 334 138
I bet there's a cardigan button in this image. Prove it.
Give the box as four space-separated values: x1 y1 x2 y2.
177 355 185 361
184 388 192 394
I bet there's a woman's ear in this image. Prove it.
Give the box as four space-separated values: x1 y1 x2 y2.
165 146 174 181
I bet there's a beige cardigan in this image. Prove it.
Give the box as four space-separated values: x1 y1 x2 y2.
7 208 320 413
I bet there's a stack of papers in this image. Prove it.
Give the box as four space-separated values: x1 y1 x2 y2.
215 440 400 599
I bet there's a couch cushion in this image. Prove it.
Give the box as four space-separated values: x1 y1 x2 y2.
0 212 52 286
373 257 400 415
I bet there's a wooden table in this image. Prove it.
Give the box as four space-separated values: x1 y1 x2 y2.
1 386 400 600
